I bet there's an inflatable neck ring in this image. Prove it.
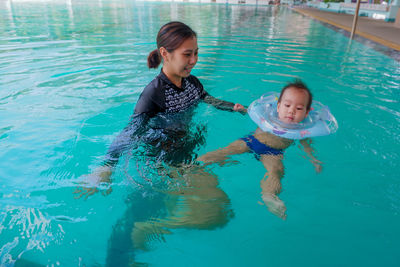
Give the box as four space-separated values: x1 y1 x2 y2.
247 92 338 140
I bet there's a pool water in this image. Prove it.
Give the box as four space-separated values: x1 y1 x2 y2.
1 0 400 266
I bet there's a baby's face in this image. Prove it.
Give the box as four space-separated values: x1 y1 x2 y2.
277 87 310 124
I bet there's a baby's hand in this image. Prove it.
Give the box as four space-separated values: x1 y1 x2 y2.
312 159 323 173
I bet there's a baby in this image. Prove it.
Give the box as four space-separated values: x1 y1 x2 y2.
197 79 322 219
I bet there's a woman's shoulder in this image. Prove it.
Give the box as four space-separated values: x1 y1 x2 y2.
135 75 166 115
143 74 166 93
138 76 169 104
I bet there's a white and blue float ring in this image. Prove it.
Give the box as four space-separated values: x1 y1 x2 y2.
247 92 338 140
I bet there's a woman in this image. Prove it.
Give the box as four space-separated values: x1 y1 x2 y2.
77 21 245 192
75 21 245 265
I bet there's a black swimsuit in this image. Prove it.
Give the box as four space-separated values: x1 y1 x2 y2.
104 70 233 167
134 71 208 116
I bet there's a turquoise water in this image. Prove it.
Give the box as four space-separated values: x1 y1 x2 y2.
1 0 400 266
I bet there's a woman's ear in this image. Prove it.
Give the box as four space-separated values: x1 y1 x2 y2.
159 47 168 62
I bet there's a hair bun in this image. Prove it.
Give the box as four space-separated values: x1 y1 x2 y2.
147 49 161 69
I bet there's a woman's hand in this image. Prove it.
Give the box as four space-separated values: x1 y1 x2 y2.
73 166 113 200
233 103 247 114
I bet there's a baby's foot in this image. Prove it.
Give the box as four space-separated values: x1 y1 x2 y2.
261 193 287 220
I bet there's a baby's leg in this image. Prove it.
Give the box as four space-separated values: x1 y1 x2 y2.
259 154 287 219
197 139 249 165
259 154 284 195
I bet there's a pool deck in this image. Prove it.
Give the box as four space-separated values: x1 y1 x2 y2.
292 7 400 52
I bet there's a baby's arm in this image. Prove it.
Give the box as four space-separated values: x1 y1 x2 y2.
299 138 323 173
197 140 249 166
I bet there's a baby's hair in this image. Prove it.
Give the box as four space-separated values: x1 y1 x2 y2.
278 79 313 111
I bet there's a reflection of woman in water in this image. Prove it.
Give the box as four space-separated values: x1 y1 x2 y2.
75 21 245 265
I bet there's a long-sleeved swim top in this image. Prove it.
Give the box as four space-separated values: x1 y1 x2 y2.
103 70 236 167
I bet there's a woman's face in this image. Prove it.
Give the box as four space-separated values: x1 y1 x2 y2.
163 37 198 79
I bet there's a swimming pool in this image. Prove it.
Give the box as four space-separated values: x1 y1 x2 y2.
1 0 400 266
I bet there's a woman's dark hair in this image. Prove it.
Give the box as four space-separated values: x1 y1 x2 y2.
278 79 313 111
147 21 197 69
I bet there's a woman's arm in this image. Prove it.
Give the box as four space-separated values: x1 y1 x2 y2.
103 113 150 168
74 113 150 199
299 138 323 173
203 95 246 114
